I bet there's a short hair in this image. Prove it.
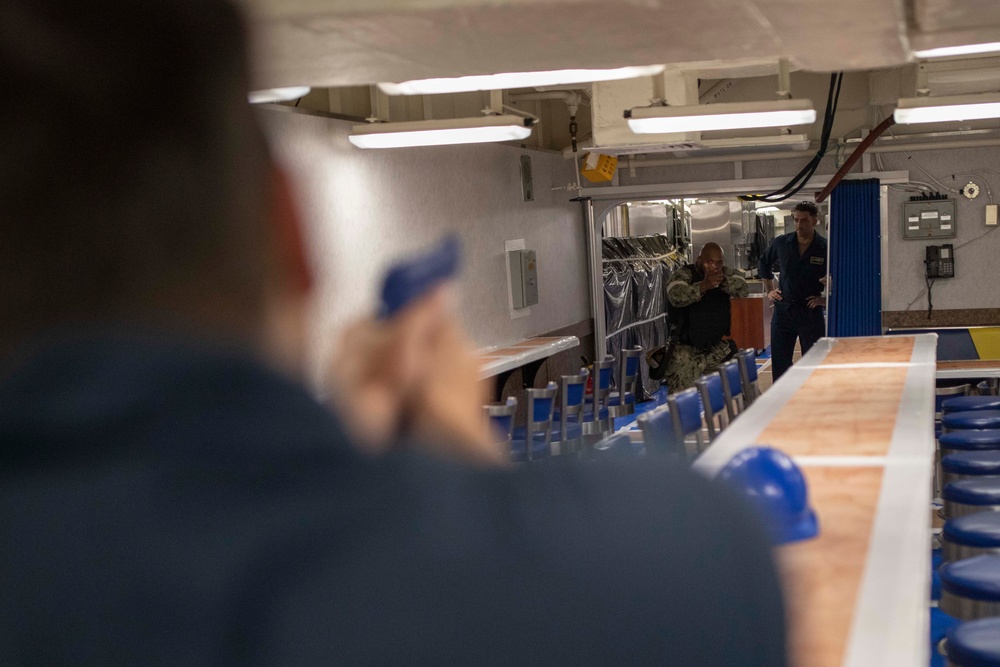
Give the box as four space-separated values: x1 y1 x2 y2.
0 0 270 352
792 201 819 218
699 242 723 257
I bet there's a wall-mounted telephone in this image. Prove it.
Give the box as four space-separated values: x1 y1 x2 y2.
926 244 955 279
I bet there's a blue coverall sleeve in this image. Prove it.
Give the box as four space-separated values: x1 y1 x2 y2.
758 241 777 280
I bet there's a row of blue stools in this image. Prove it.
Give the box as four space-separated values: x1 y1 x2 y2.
931 388 1000 666
483 347 645 463
484 347 764 464
636 349 761 459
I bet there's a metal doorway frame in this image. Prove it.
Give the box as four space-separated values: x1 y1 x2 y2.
580 172 907 362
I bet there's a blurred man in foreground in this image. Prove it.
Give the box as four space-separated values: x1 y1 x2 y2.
0 1 787 664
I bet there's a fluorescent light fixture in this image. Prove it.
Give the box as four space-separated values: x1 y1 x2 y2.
378 65 665 95
349 115 533 149
914 42 1000 59
626 99 816 134
248 86 311 104
894 93 1000 124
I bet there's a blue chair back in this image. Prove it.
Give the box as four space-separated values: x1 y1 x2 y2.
528 382 557 424
617 346 642 398
668 388 703 435
737 349 759 404
695 372 727 440
510 382 558 463
741 349 759 382
558 368 588 456
637 405 683 458
719 359 743 421
591 355 614 409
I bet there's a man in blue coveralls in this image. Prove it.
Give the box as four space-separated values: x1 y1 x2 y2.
758 201 828 381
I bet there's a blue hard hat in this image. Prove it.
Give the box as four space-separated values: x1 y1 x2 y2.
718 446 819 545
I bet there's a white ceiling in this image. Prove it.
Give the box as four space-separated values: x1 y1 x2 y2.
245 0 913 89
243 0 1000 157
910 0 1000 52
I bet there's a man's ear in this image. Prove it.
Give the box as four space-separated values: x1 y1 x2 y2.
269 165 313 296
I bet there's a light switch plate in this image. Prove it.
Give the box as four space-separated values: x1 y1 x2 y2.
504 239 530 319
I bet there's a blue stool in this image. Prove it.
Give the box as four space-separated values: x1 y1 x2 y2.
938 385 972 420
940 432 1000 491
944 479 1000 518
943 511 1000 563
944 396 1000 415
666 387 705 458
511 383 557 463
943 411 1000 433
940 431 1000 455
736 349 759 405
582 356 614 439
695 371 727 441
637 404 683 459
719 359 744 421
940 555 1000 620
943 451 1000 487
552 368 588 457
945 617 1000 666
608 346 642 419
592 432 636 458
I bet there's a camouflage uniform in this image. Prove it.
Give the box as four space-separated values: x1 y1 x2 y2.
663 266 748 392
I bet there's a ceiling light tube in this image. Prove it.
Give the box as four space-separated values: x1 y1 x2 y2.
914 42 1000 59
894 94 1000 124
626 99 816 134
349 115 533 149
378 65 665 96
248 86 311 104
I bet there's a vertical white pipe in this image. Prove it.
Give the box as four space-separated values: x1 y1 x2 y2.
583 199 606 361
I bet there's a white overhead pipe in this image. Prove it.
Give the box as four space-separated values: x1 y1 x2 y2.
598 137 1000 169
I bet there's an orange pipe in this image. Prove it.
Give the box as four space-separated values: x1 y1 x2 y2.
815 115 896 203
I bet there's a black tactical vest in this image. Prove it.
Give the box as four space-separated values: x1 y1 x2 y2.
668 264 732 350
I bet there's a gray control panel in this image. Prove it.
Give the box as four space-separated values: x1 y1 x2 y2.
903 200 956 240
508 249 539 308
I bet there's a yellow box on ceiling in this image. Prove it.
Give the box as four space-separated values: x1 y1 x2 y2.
580 152 618 183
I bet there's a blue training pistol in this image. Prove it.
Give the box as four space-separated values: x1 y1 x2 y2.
379 235 461 319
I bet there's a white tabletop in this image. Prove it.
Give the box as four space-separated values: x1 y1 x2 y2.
693 334 938 667
478 336 580 379
936 359 1000 380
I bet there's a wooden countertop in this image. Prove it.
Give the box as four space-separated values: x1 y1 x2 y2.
694 334 937 667
478 336 579 379
780 466 884 667
937 359 1000 379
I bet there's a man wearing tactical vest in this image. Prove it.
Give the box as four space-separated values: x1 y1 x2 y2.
662 242 748 391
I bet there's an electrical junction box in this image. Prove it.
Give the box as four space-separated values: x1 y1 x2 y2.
903 199 956 240
508 249 539 309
